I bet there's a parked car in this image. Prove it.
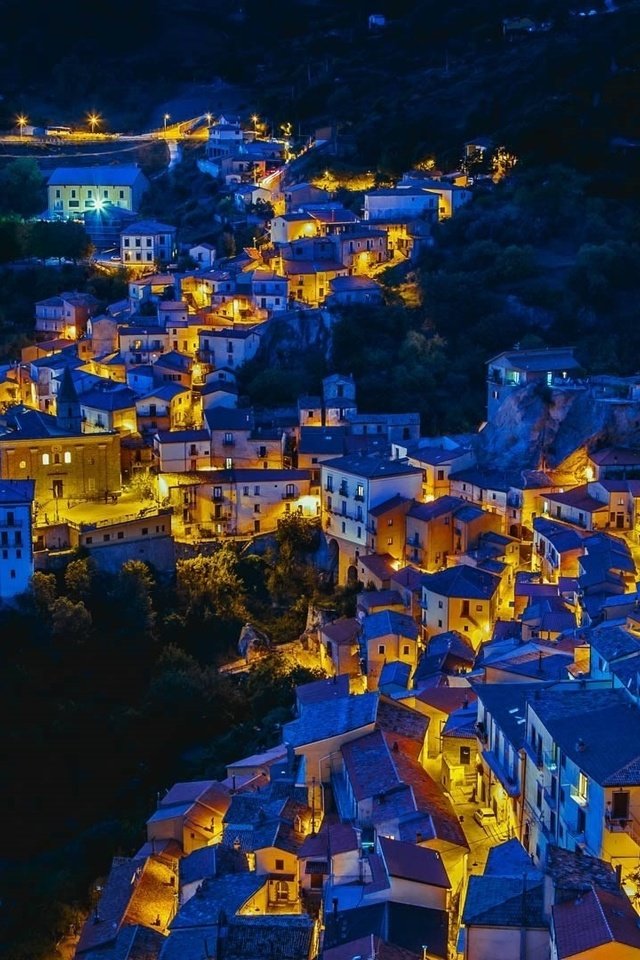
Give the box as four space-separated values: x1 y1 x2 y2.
474 807 497 827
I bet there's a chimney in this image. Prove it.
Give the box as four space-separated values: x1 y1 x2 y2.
616 864 623 888
575 738 586 752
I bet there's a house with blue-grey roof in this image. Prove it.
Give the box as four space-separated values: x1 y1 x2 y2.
47 163 149 219
405 495 502 572
486 346 581 421
283 691 379 790
321 453 423 583
460 838 547 960
421 565 501 649
361 609 421 690
523 686 640 876
474 681 553 838
533 517 587 582
121 219 177 268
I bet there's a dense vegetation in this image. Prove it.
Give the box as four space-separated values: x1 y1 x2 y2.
0 517 352 960
2 0 640 187
239 163 640 434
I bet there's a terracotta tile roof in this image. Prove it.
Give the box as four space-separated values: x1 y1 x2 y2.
552 886 640 958
321 618 361 645
378 836 450 889
323 935 420 960
299 821 359 859
415 687 477 715
389 752 468 849
341 730 400 802
376 696 429 758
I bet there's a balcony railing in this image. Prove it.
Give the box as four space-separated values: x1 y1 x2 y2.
339 485 348 497
544 752 558 773
605 813 640 844
282 490 296 500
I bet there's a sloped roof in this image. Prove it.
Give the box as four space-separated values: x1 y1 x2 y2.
224 916 315 960
529 687 640 786
552 886 640 958
323 453 422 479
321 617 361 645
283 692 379 748
48 164 147 186
296 674 350 707
379 836 450 888
341 730 400 802
422 565 500 600
361 609 419 642
462 873 545 928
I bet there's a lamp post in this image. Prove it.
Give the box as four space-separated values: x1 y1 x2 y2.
205 112 212 127
16 115 27 139
87 112 100 134
251 114 259 136
164 113 170 138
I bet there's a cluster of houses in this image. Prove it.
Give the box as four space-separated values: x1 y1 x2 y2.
5 115 640 957
73 622 640 960
57 336 640 958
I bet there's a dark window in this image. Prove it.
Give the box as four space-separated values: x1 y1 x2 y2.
460 746 471 764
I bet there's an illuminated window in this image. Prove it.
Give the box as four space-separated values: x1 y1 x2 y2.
64 451 71 463
42 453 50 465
19 461 26 469
577 771 588 802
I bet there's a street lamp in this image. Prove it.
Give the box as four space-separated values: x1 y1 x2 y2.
16 115 27 139
205 112 212 127
251 114 259 135
164 113 170 137
87 112 101 134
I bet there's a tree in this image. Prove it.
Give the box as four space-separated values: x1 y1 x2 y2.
176 545 248 622
64 558 94 604
30 571 57 614
50 596 92 643
116 560 156 634
0 217 26 263
0 159 46 218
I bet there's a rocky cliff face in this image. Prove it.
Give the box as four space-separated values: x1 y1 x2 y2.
258 309 335 365
479 382 640 474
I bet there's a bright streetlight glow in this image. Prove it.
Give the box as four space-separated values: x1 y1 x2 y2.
164 113 170 137
16 115 27 138
251 114 259 134
87 112 101 133
205 112 212 126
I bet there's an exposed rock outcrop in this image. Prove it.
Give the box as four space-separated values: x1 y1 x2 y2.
479 381 640 473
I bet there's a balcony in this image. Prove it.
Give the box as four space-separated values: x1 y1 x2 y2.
354 494 365 502
282 490 297 501
222 438 235 447
604 814 640 844
569 785 588 807
544 752 558 773
338 485 348 497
